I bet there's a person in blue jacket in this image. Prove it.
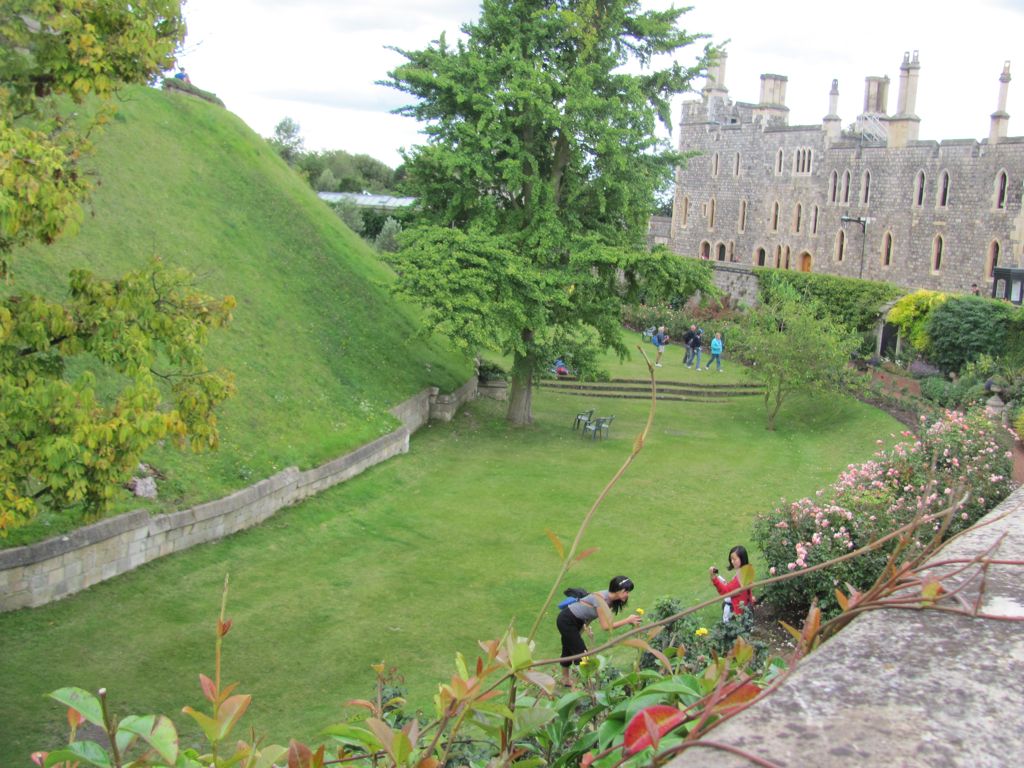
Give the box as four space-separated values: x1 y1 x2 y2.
705 332 724 371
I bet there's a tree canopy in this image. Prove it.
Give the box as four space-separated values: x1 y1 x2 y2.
1 2 236 534
385 0 716 424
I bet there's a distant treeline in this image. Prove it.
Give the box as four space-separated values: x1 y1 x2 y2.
266 117 401 195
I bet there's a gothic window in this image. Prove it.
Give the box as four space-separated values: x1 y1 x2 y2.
701 241 711 259
794 203 802 233
755 247 767 267
681 196 689 227
774 245 782 268
914 171 926 207
829 171 838 203
932 235 944 272
712 153 720 177
812 205 819 234
937 170 950 208
717 242 727 261
841 170 851 204
882 232 893 267
783 246 791 270
709 198 716 229
804 149 813 174
729 241 736 262
734 152 741 176
776 149 784 174
995 171 1008 209
988 241 1000 278
771 201 780 232
739 199 747 233
836 229 846 262
862 170 871 204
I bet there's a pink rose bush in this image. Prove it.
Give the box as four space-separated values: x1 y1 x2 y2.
753 407 1015 616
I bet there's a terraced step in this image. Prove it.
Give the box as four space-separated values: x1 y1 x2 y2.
538 377 762 400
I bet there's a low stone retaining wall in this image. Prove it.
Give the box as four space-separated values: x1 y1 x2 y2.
0 379 477 613
670 485 1024 768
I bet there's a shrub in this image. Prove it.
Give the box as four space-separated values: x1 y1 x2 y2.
477 360 508 382
887 290 948 355
925 296 1015 374
918 376 953 405
754 269 902 335
753 407 1015 617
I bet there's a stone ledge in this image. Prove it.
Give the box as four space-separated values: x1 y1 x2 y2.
668 486 1024 768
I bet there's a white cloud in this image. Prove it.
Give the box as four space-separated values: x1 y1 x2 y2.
177 0 1022 168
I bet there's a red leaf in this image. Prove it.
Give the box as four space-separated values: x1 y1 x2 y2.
67 707 85 728
199 673 217 703
288 739 314 768
622 705 686 756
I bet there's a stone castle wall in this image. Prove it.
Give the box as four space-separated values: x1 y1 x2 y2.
669 63 1024 296
0 379 478 613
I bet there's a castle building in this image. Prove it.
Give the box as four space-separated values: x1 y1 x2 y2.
661 52 1024 298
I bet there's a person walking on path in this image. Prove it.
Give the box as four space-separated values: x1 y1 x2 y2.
705 332 724 372
651 326 669 367
709 546 755 621
683 325 702 369
556 575 643 686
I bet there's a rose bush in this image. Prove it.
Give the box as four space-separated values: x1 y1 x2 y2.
753 407 1015 616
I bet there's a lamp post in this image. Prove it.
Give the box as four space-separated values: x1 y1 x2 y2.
840 215 870 279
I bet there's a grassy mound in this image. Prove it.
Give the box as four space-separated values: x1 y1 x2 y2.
2 85 472 544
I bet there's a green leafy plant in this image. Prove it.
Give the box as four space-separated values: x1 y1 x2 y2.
924 296 1015 374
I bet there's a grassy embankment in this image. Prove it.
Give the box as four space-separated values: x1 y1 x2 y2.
1 84 472 546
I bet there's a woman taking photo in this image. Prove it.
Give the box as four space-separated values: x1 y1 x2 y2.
709 545 755 621
556 575 643 686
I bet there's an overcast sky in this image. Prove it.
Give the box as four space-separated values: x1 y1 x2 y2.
176 0 1023 169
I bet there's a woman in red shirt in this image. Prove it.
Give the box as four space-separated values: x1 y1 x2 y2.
709 545 755 621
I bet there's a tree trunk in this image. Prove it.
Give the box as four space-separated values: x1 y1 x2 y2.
507 349 535 426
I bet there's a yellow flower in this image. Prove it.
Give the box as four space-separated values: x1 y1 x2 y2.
695 627 709 637
635 608 645 616
580 657 590 667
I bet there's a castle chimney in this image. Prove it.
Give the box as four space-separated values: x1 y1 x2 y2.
755 73 789 126
702 51 729 102
823 79 841 139
990 61 1012 143
862 76 890 114
886 51 922 148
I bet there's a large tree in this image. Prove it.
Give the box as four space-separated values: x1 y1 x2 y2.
1 3 236 534
385 0 716 425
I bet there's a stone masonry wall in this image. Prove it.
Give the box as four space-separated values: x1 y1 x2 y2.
0 379 478 613
670 96 1024 295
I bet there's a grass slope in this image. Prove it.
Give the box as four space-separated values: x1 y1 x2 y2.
2 86 472 543
0 368 902 761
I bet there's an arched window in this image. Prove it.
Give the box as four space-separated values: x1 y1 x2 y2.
681 196 689 227
738 199 747 232
836 229 846 262
734 152 741 176
932 235 944 272
804 149 813 174
774 245 782 268
776 149 784 174
712 153 720 177
988 241 1001 278
937 171 950 207
914 171 926 207
700 241 711 259
811 205 819 234
755 247 767 267
709 198 716 229
783 246 791 270
996 171 1008 209
771 201 780 232
729 241 736 262
794 203 802 233
717 242 727 261
882 232 893 267
841 170 851 203
829 171 838 203
862 170 871 204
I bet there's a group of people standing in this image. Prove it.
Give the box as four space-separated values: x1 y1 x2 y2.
650 325 724 372
556 546 755 686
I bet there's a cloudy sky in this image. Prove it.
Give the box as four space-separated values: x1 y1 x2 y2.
176 0 1022 169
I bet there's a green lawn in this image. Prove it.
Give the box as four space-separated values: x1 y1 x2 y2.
0 359 900 763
